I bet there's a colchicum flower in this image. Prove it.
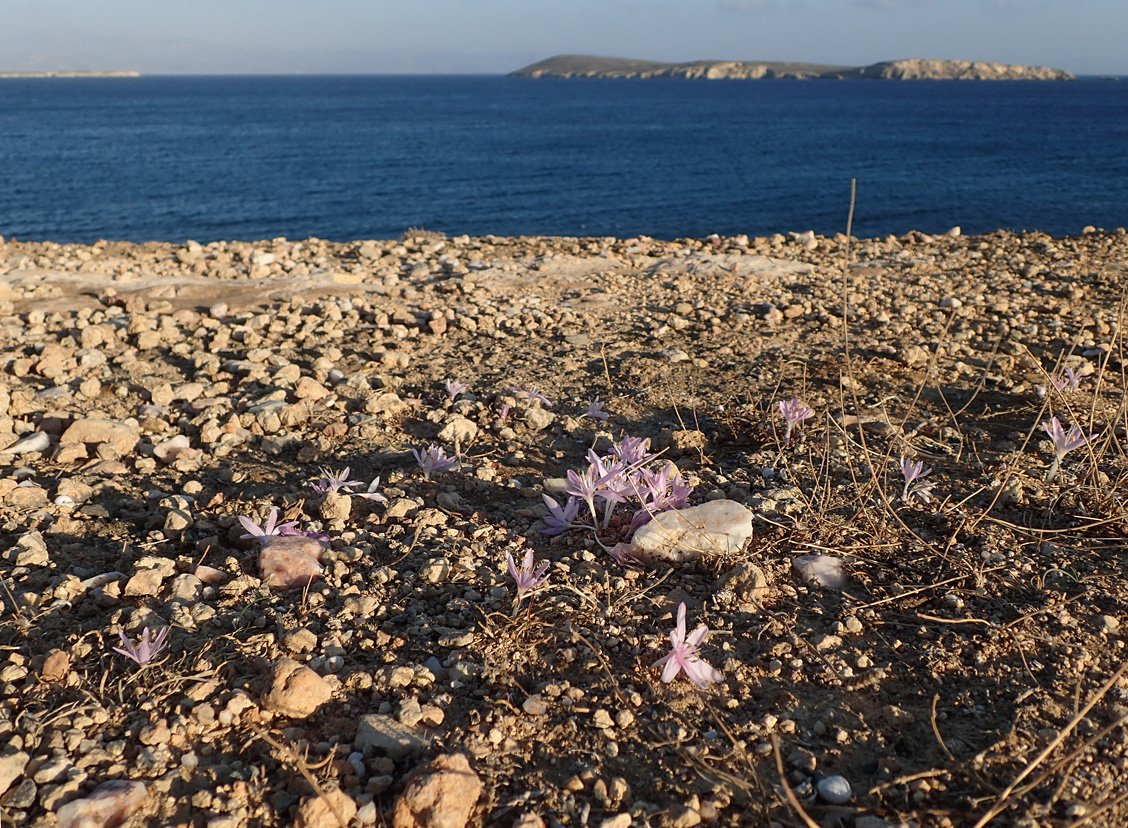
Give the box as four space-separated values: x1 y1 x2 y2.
413 444 458 480
580 397 609 421
541 494 582 536
1041 416 1093 482
505 549 550 598
238 507 297 544
444 379 467 400
899 456 936 503
652 603 723 688
779 397 814 446
113 626 171 666
309 466 359 495
512 386 553 408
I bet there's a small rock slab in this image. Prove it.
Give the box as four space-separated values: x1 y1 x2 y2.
56 780 146 828
356 714 424 760
263 658 333 719
59 418 139 456
393 753 482 828
627 500 754 564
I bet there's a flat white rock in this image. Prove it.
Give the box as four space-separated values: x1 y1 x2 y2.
629 500 754 564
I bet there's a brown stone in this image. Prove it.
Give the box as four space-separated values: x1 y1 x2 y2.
393 753 481 828
294 788 357 828
263 658 332 719
40 650 70 683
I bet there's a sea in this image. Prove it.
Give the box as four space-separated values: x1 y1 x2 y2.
1 74 1126 244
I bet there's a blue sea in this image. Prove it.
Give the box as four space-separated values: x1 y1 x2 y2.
1 74 1126 244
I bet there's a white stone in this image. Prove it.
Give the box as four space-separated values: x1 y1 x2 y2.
0 431 50 455
628 500 754 564
817 774 852 804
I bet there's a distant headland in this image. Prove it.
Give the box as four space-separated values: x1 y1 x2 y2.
0 71 139 79
511 56 1074 81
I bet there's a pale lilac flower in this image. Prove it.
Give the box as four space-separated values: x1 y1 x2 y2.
629 464 693 532
309 466 359 495
356 476 388 503
413 444 458 480
610 436 653 467
445 379 467 400
1049 366 1083 393
498 403 511 424
541 494 582 536
580 397 609 421
779 397 814 446
565 456 626 524
513 386 553 407
505 549 550 598
238 507 297 543
651 603 723 688
113 626 170 666
899 456 936 503
1041 416 1093 482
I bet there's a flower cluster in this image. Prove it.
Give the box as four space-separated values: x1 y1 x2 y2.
544 436 692 542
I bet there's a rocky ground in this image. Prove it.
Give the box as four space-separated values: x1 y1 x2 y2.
0 225 1126 828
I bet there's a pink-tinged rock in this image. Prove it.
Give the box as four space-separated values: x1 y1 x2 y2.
263 658 333 719
194 564 228 585
294 788 358 828
152 435 197 464
259 536 325 590
55 780 146 828
59 418 139 457
393 753 482 828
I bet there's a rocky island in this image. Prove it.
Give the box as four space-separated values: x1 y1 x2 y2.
0 71 139 79
511 55 1075 80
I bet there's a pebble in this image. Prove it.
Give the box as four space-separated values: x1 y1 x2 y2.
817 774 853 804
392 753 481 828
0 751 29 796
263 658 333 718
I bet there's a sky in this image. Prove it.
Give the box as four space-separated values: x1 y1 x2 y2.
2 0 1125 76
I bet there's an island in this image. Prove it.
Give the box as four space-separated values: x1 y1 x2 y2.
0 71 139 79
510 55 1074 81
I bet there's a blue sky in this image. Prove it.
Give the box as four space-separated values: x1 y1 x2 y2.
3 0 1124 75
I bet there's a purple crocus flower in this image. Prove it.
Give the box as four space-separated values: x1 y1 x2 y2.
413 444 458 480
113 626 171 667
779 397 814 446
899 456 936 503
610 436 653 467
652 603 723 688
513 386 553 407
1041 416 1093 482
541 494 582 536
445 379 468 400
580 397 609 421
238 507 297 544
309 466 359 495
505 549 550 598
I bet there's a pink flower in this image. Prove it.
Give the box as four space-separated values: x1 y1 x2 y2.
652 603 723 688
505 549 550 598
